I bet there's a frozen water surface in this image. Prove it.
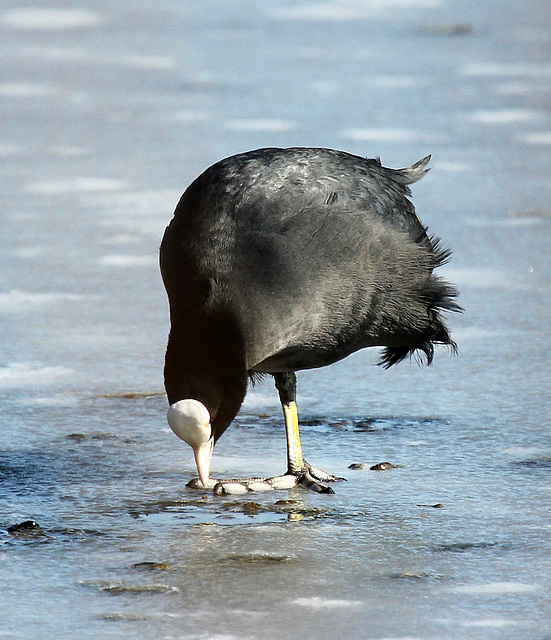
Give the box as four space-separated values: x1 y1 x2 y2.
1 0 550 638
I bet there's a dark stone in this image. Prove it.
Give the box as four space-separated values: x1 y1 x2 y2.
7 520 46 538
370 462 395 471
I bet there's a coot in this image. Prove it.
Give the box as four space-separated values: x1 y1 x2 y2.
160 147 460 494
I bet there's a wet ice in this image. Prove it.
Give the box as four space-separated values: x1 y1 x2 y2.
1 0 551 639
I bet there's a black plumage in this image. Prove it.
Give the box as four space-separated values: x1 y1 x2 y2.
160 147 460 490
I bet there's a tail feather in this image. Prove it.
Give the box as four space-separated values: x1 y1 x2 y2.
390 155 432 186
379 270 462 369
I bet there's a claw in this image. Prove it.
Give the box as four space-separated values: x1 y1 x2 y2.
305 462 346 483
186 477 218 489
300 471 335 494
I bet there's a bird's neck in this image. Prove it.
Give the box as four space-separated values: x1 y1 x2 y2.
163 322 248 441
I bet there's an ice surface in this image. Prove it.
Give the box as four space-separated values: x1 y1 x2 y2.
1 0 550 639
342 127 445 143
2 8 104 31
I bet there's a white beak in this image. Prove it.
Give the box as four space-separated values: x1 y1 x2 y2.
193 436 214 487
167 399 213 488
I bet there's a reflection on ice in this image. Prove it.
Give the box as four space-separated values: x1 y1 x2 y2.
2 8 104 30
27 178 128 194
502 446 551 457
0 143 21 156
460 619 519 628
519 132 551 145
49 146 90 157
22 394 80 407
461 62 551 76
432 161 474 172
167 110 211 123
99 255 158 267
89 189 181 215
101 234 141 246
494 81 551 95
293 597 363 608
447 326 496 343
359 76 428 88
0 290 87 313
438 267 515 288
272 0 441 20
122 55 176 70
341 128 444 143
0 83 64 97
468 109 542 124
224 119 296 132
0 363 74 388
449 582 539 594
271 4 364 20
6 45 177 70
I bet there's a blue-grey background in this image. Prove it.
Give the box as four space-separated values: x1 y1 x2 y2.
1 1 550 638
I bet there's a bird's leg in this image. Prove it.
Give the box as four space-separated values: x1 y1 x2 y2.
275 372 345 493
192 372 343 495
274 371 305 475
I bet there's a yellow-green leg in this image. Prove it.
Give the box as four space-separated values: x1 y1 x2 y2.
193 372 344 495
275 372 344 492
274 372 305 474
282 404 306 475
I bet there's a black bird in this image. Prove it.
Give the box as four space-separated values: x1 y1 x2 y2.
160 147 460 494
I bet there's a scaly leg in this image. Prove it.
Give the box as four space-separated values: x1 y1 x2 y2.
275 372 345 492
274 371 305 475
187 372 345 494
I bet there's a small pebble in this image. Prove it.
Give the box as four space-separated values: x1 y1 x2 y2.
419 23 474 36
370 462 395 471
390 571 432 580
242 502 262 515
7 520 45 537
66 433 86 442
288 512 304 521
222 552 293 564
102 584 179 595
131 562 172 571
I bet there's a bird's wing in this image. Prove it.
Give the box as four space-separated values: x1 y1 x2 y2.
283 154 433 249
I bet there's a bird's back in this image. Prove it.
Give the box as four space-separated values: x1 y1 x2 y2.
161 147 459 374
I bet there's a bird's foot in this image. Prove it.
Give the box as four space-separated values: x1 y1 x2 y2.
297 461 346 494
186 474 299 494
304 461 346 483
186 462 345 495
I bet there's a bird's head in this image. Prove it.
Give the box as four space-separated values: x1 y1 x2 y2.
167 399 214 487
